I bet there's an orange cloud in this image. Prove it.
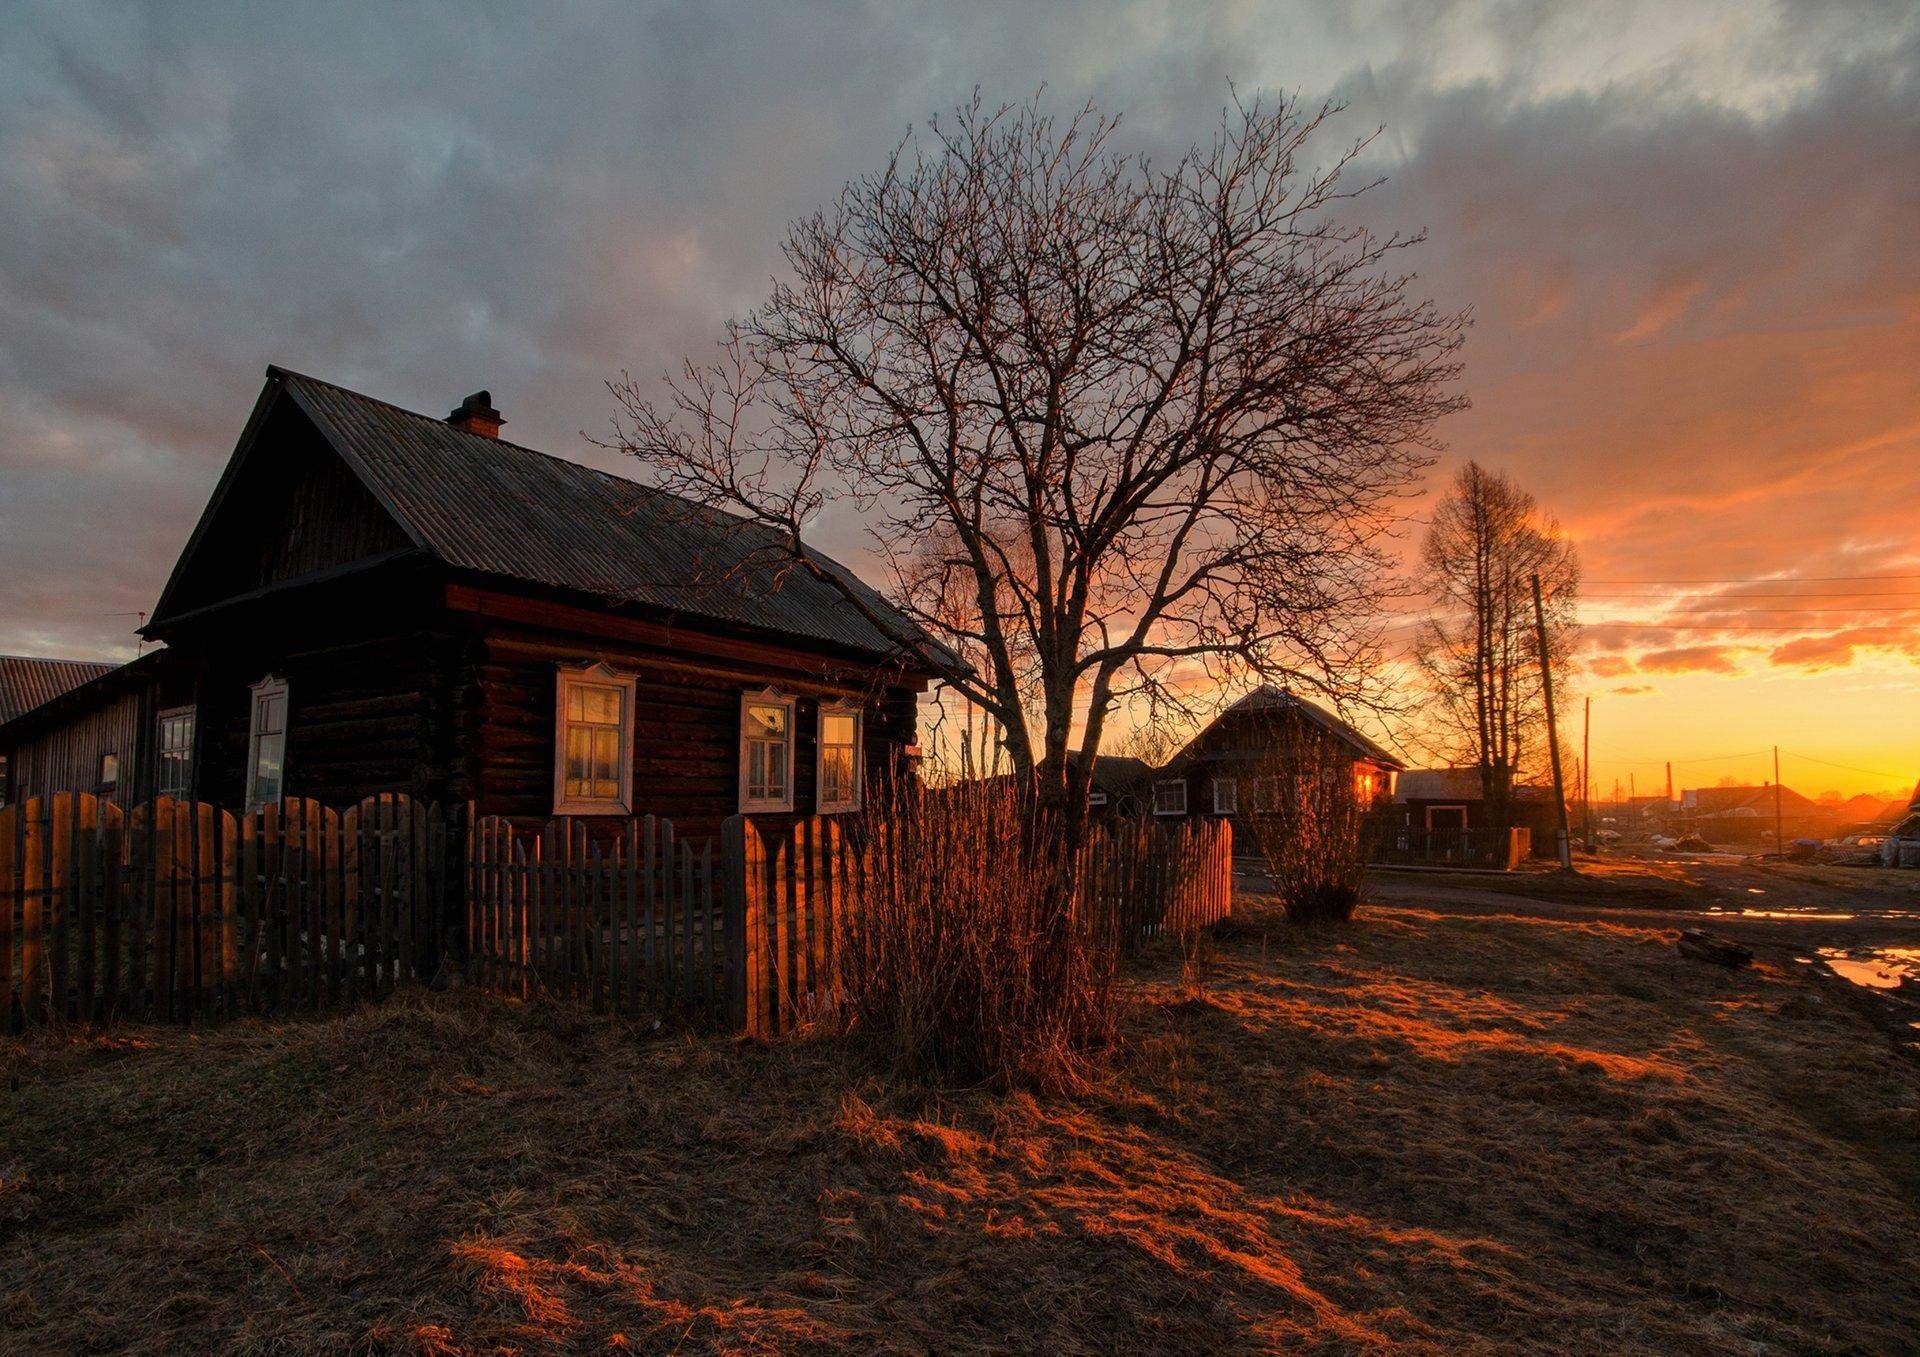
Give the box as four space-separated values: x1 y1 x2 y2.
1637 645 1743 675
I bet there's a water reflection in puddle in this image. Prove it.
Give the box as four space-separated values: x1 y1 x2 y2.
1818 947 1920 991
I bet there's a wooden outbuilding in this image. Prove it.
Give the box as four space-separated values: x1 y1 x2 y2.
0 367 947 838
1147 687 1403 822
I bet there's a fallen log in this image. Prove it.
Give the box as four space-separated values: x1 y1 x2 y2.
1677 929 1753 968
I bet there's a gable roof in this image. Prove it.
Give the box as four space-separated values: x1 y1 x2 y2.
1168 686 1404 772
0 655 117 724
150 367 949 670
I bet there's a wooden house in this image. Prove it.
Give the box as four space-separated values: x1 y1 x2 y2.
1148 687 1403 821
1389 767 1561 855
0 367 946 838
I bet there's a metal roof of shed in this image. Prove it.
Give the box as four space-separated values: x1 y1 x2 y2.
0 655 116 724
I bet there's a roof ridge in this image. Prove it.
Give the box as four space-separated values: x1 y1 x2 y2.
270 364 689 503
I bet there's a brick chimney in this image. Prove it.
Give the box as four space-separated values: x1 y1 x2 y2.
448 390 504 438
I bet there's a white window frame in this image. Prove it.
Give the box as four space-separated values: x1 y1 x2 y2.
815 701 863 814
245 675 290 811
1154 779 1188 817
553 663 637 815
1088 789 1109 807
1212 776 1238 816
157 705 195 800
739 688 797 813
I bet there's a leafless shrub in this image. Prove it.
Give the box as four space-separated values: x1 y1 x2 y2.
837 781 1119 1091
1243 725 1368 923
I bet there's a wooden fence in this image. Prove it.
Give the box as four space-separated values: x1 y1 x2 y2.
465 813 724 1016
2 796 1233 1036
1363 824 1530 871
727 814 1234 1037
0 792 448 1029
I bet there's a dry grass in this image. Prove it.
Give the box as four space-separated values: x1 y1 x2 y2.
3 891 1917 1353
839 783 1119 1090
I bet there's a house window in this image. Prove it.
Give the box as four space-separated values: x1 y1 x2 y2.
98 752 119 794
1212 777 1237 815
816 704 863 813
245 677 289 810
553 664 636 814
740 690 795 812
1088 789 1109 807
1154 780 1187 816
157 706 195 799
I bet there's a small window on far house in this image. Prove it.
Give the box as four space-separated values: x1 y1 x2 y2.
98 752 120 793
816 704 863 813
740 690 796 812
1154 780 1187 817
553 664 636 814
1213 777 1237 815
245 676 289 810
157 706 194 800
1088 789 1109 807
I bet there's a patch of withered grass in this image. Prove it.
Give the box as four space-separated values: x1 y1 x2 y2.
2 893 1916 1353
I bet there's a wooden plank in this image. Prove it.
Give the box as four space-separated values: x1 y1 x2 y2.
771 827 791 1035
743 822 765 1037
49 794 73 1023
640 816 658 1008
21 799 46 1025
194 801 214 1020
75 795 98 1025
1 804 19 1030
679 837 697 1009
621 819 639 1017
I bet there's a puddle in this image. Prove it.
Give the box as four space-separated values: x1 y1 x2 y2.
1706 908 1857 921
1818 947 1920 991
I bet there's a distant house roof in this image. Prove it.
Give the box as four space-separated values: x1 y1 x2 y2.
1168 686 1404 772
1393 768 1556 803
149 367 952 671
0 655 117 724
1069 752 1154 793
0 650 174 746
1681 784 1822 817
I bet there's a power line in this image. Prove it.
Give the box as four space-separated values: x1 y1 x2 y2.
1782 749 1914 782
1583 573 1920 585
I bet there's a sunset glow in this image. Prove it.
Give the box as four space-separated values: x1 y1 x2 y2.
0 1 1913 797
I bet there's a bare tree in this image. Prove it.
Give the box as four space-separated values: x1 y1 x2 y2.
1241 720 1369 922
1413 463 1579 830
609 91 1465 810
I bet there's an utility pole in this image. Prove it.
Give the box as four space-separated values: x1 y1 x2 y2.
1530 573 1573 869
1773 746 1785 855
1582 696 1593 850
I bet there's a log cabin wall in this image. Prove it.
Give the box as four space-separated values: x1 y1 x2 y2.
180 568 469 809
466 615 918 843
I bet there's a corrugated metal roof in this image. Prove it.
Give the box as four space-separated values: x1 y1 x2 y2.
0 655 117 724
271 368 943 666
1394 768 1556 803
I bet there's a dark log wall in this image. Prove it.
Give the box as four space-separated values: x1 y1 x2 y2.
185 571 470 810
469 619 918 843
161 402 412 619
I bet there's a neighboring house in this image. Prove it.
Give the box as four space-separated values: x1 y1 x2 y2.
1390 767 1562 855
1148 687 1403 822
1070 752 1154 817
0 655 118 805
0 367 946 839
1677 783 1825 844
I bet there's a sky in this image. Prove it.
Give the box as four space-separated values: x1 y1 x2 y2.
1 0 1915 799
